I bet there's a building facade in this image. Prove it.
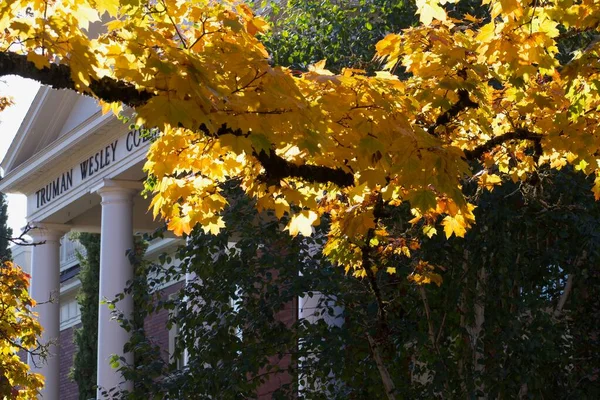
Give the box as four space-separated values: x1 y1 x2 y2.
0 86 187 399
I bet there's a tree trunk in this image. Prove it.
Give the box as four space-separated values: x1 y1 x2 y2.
367 334 397 400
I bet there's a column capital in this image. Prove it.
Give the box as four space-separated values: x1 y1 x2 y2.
27 222 70 242
91 179 141 204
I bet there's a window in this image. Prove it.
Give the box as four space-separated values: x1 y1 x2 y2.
60 297 81 330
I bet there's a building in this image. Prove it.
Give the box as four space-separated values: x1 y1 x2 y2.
0 86 186 399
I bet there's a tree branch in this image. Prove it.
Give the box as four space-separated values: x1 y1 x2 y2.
367 334 397 400
0 52 153 107
362 196 397 400
255 149 354 187
419 286 436 349
464 128 543 160
207 124 355 188
554 274 574 318
427 89 478 136
0 52 355 188
4 224 45 247
1 52 548 188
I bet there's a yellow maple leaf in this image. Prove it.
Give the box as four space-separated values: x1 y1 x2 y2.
286 210 319 237
422 225 437 238
96 0 120 17
476 21 496 43
202 216 226 235
308 59 334 76
442 214 467 239
416 0 447 26
479 172 502 191
593 175 600 201
273 197 290 219
72 4 100 30
27 52 50 70
168 216 191 236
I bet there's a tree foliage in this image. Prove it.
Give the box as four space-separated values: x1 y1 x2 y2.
261 0 417 73
2 1 600 397
2 0 600 277
119 185 345 399
0 261 44 399
0 193 13 262
119 170 600 399
71 233 100 400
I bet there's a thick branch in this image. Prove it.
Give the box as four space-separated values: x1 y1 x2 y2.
362 196 388 335
361 196 397 399
427 89 478 136
464 128 543 160
0 50 355 188
255 149 354 187
554 274 574 318
419 286 436 349
367 334 397 400
0 52 153 107
3 52 547 188
208 124 355 188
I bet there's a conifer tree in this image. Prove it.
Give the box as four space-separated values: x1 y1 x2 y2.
71 233 101 400
0 192 12 262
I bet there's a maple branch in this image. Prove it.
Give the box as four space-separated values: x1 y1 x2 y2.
160 0 188 48
556 23 600 41
464 128 544 160
205 124 355 188
367 334 397 400
362 196 397 400
255 149 354 187
419 286 436 349
1 50 546 188
427 89 478 136
0 52 153 107
361 196 389 336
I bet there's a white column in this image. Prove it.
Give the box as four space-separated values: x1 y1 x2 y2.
28 225 66 400
94 180 138 398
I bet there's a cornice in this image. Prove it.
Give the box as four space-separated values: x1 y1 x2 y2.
0 110 115 194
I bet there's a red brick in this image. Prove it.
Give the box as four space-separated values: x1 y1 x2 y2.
59 325 80 400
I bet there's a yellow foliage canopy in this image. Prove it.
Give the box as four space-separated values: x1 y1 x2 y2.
0 262 44 399
2 0 600 278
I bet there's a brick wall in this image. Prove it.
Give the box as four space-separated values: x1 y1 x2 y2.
57 280 296 399
256 297 298 400
59 325 80 400
58 282 184 399
143 281 185 363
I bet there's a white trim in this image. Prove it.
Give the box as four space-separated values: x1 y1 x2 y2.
146 238 184 258
59 292 82 331
60 314 82 331
60 258 81 272
0 110 115 195
90 178 143 194
1 86 49 172
61 279 81 296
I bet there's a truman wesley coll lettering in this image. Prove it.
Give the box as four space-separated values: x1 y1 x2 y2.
34 129 156 210
35 169 74 208
80 139 118 179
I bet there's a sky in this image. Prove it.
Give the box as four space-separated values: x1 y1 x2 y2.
0 76 41 236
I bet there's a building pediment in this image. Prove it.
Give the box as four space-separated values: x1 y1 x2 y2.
0 86 122 195
3 87 81 174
